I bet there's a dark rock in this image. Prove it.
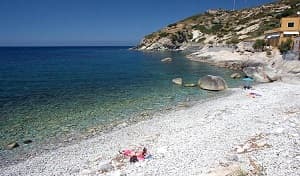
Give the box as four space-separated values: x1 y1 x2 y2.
198 75 228 91
5 142 19 150
23 139 33 144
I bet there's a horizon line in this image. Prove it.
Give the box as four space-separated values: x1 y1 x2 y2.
0 45 135 47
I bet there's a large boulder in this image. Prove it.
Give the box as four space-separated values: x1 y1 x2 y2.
198 75 228 91
172 78 183 85
264 66 281 81
243 66 280 82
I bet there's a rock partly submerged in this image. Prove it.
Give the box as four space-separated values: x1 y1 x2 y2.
5 142 19 150
172 78 183 85
161 57 173 62
198 75 228 91
230 73 241 79
183 83 197 87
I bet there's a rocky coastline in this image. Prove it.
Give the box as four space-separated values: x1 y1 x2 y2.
186 44 300 83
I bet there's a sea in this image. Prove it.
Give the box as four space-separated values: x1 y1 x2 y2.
0 46 243 166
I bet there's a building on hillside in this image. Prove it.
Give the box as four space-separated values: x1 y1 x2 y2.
264 16 300 51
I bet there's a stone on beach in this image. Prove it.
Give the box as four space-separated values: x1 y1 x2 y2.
161 57 173 62
172 78 183 85
99 163 114 173
205 164 245 176
198 75 228 91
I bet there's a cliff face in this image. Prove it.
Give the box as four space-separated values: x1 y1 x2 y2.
137 0 300 51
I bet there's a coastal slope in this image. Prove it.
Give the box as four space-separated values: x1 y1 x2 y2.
137 0 300 50
2 81 300 175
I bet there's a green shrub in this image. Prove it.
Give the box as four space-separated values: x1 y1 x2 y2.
279 38 293 53
197 37 206 43
158 32 168 38
228 37 240 45
253 39 266 51
217 33 224 38
167 23 177 27
187 32 193 39
192 24 223 35
276 8 295 19
145 33 156 39
192 25 211 34
211 24 223 34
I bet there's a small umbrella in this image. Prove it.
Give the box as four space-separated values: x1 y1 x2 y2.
242 77 254 81
242 77 254 88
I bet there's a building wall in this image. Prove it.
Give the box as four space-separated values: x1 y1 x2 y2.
265 17 300 47
293 37 300 52
280 17 300 31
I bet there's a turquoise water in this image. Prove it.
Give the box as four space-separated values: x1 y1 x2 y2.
0 46 243 165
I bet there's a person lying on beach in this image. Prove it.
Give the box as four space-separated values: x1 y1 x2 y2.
121 147 149 163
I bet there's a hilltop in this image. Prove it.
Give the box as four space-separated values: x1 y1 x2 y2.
137 0 300 51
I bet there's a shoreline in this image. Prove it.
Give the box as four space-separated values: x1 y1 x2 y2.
0 84 233 169
1 81 300 175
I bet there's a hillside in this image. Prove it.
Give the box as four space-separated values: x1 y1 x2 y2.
137 0 300 51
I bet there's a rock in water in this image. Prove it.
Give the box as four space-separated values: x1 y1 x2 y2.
172 78 183 85
23 139 33 144
230 73 241 79
5 142 19 150
198 75 227 91
184 83 197 87
161 57 173 62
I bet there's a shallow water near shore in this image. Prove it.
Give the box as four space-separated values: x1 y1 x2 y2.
0 46 243 166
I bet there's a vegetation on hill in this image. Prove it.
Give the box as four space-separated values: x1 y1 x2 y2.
137 0 300 50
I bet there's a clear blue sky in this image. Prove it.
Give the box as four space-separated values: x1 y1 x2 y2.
0 0 275 46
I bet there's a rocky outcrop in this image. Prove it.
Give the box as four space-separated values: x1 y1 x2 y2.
145 38 177 51
138 30 193 51
198 75 228 91
172 78 183 85
243 66 280 82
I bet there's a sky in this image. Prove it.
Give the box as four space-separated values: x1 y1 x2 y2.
0 0 275 46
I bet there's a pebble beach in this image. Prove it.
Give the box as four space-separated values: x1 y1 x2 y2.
1 81 300 176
